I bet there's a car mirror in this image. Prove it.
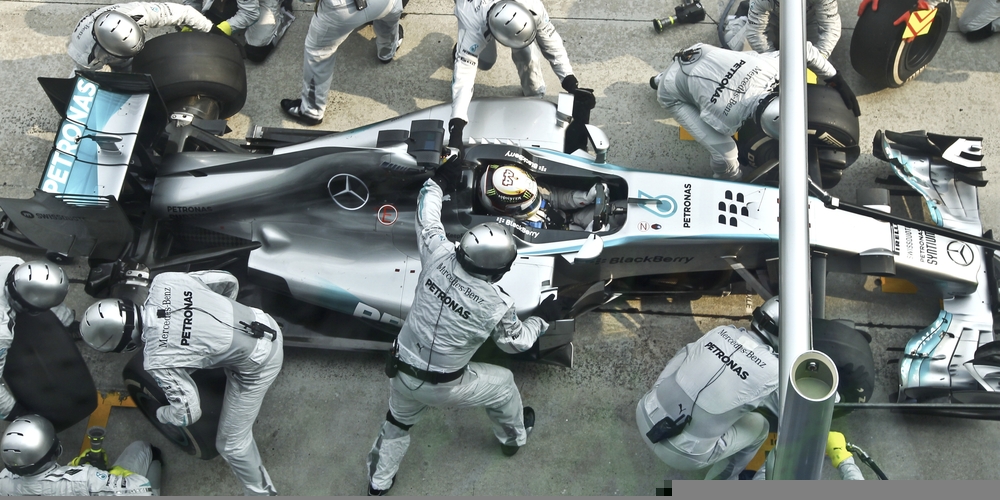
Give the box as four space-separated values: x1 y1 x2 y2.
563 233 604 264
585 125 609 164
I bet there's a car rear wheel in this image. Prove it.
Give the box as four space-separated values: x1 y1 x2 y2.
131 31 247 119
123 352 228 460
850 0 951 88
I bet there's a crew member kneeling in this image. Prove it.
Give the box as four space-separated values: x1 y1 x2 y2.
636 296 781 480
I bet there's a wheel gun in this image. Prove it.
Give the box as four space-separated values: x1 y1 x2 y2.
77 427 110 471
653 0 706 33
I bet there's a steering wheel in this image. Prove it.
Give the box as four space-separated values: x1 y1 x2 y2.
592 180 610 231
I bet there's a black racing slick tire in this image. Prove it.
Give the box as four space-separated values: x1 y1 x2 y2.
737 85 860 188
131 31 247 119
812 318 876 415
850 0 951 88
123 352 227 460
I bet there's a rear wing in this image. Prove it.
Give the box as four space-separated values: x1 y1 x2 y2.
36 71 167 198
0 73 168 259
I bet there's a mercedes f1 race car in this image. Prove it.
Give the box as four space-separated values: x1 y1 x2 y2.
4 34 1000 455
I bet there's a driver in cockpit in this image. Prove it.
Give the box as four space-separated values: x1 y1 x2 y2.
479 164 601 231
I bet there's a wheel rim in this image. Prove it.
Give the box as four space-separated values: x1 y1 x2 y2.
891 10 947 85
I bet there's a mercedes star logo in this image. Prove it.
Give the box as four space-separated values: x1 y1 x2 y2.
947 241 974 267
327 174 369 211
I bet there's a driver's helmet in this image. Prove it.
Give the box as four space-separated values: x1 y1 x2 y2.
5 261 69 313
1 415 62 476
486 0 538 49
79 298 142 353
750 295 779 348
479 164 541 220
93 11 145 58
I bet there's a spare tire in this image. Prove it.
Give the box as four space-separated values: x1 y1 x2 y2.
850 0 951 88
737 85 860 188
123 352 227 460
131 31 247 119
813 318 876 415
5 310 97 431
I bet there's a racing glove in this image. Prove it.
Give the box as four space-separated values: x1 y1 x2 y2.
824 72 861 117
212 21 233 36
857 0 879 16
448 118 467 156
70 449 110 471
108 466 135 477
561 75 596 110
533 295 563 323
826 431 853 468
431 158 467 192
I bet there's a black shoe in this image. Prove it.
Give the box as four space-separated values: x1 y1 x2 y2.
150 446 163 463
368 476 395 496
501 407 534 456
379 25 404 63
280 99 322 126
649 76 658 90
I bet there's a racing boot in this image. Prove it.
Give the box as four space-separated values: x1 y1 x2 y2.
368 475 394 496
280 99 323 126
500 407 534 456
379 25 404 64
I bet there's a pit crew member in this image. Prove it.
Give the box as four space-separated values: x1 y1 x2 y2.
280 0 403 126
0 258 75 422
365 161 561 496
68 3 215 73
636 296 781 480
0 414 161 495
447 0 596 152
958 0 1000 40
79 270 283 495
184 0 295 63
722 0 841 58
649 43 859 180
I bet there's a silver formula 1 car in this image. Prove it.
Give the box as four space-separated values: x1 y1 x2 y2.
4 41 1000 448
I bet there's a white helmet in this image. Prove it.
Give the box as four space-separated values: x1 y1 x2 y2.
479 165 541 220
750 295 779 348
487 0 538 49
5 260 69 312
80 298 142 353
1 415 62 476
93 11 145 58
456 222 518 282
755 93 780 139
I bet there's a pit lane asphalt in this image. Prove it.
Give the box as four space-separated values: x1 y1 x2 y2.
2 0 1000 494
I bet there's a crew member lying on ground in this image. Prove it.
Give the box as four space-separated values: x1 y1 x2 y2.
649 43 859 181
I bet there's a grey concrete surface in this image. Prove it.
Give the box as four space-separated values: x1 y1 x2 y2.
1 0 1000 495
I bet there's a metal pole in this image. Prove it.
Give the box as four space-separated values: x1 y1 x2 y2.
776 0 811 414
769 351 839 479
771 0 828 480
